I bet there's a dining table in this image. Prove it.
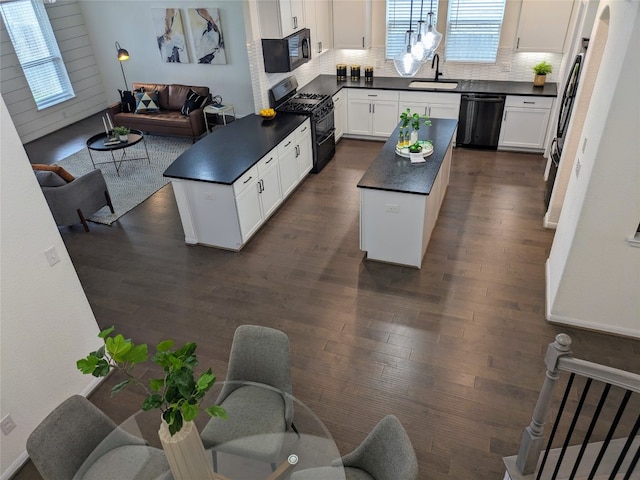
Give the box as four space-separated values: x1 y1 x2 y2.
79 381 346 480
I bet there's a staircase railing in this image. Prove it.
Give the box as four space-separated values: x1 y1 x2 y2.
504 333 640 480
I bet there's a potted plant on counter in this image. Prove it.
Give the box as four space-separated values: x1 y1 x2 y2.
77 327 227 480
408 142 425 163
532 61 553 87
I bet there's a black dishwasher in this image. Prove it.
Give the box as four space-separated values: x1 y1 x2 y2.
456 94 505 149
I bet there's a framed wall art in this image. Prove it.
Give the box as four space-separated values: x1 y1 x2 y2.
188 8 227 64
152 8 190 63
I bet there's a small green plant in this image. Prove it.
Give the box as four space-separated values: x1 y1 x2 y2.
400 108 433 130
77 327 227 436
400 108 412 128
113 126 130 136
533 61 553 75
409 142 423 153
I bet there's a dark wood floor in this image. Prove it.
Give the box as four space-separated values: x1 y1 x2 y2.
15 122 640 479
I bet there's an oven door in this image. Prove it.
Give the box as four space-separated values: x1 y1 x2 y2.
312 108 335 173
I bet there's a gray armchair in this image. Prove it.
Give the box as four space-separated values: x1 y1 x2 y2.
200 325 296 472
290 415 419 480
26 395 168 480
34 166 114 232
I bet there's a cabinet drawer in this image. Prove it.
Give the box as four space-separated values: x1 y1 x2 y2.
277 131 297 157
348 89 399 102
257 149 278 176
398 91 460 105
233 165 259 197
295 119 311 139
505 96 554 109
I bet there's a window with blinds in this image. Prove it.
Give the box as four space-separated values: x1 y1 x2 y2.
0 0 74 110
386 0 439 59
445 0 506 63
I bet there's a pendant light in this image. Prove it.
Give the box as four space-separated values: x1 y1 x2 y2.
412 0 428 62
393 0 423 77
420 0 442 56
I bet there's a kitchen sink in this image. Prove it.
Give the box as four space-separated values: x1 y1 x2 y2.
408 81 459 90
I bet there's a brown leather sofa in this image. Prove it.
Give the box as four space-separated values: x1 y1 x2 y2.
108 83 211 142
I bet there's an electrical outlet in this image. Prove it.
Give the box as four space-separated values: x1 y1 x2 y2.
44 246 60 266
1 415 16 435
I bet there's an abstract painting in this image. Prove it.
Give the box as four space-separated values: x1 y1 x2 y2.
152 8 190 63
188 8 226 65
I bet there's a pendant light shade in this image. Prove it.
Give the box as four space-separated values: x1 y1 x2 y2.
393 31 422 77
393 0 424 77
420 3 442 56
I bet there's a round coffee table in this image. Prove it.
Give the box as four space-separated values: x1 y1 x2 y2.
86 129 150 176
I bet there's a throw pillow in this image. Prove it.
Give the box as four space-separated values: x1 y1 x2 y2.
135 90 160 114
32 164 75 182
119 90 137 113
35 170 68 187
181 89 208 116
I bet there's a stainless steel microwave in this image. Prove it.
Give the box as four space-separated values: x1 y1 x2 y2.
262 28 311 73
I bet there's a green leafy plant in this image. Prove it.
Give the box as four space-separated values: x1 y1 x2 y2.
113 126 130 136
77 327 227 436
409 142 423 153
400 108 412 128
533 61 553 75
401 108 432 131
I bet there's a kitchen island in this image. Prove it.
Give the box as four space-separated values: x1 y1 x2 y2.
163 113 310 250
358 118 457 268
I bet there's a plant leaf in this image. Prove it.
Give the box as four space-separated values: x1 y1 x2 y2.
76 356 99 374
156 340 174 352
205 405 227 419
181 402 198 422
122 344 148 364
110 379 131 396
196 370 215 392
142 394 163 411
105 334 133 362
98 326 115 339
149 378 165 391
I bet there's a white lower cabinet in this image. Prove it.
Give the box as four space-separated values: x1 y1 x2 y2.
347 89 399 138
333 89 346 142
399 91 461 145
498 96 553 151
171 119 311 250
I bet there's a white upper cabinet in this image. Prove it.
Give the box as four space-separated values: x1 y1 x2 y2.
309 0 333 54
332 0 372 49
515 0 575 53
259 0 306 38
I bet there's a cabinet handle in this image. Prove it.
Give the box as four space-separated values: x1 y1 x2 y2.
257 180 262 193
293 16 297 29
301 126 308 133
504 111 508 122
243 176 253 184
362 36 365 48
265 157 273 164
367 94 378 97
285 141 292 147
261 179 265 192
516 37 520 49
368 104 371 113
372 104 375 114
523 101 535 104
295 145 300 157
318 41 322 53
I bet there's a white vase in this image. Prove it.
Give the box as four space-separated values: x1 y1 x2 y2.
158 419 218 480
119 134 128 142
410 129 419 145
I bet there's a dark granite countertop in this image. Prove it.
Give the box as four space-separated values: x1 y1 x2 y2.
357 118 458 195
301 74 558 98
163 113 307 184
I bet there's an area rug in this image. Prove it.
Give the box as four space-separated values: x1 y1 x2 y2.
56 135 192 225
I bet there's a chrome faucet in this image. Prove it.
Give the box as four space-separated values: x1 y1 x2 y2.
431 53 442 82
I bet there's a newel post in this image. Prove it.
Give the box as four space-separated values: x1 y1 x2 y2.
515 333 572 475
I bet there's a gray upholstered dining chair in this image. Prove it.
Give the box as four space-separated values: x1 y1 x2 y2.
289 415 419 480
200 324 296 472
26 395 168 480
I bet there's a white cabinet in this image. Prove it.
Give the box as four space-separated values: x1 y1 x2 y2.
333 89 346 142
332 0 371 49
309 0 332 53
515 0 575 53
498 96 554 152
258 0 306 38
399 91 461 145
347 89 399 138
171 119 312 251
235 151 283 241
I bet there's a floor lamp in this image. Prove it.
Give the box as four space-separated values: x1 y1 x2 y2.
115 41 130 91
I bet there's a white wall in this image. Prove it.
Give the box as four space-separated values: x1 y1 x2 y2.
0 1 108 143
546 0 640 338
79 0 254 118
0 97 103 479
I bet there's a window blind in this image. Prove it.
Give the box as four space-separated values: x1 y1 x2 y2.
445 0 506 63
386 0 439 59
0 0 75 110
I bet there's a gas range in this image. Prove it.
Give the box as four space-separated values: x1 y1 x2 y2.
274 92 334 121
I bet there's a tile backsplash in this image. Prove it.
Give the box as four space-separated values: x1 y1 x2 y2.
248 41 562 112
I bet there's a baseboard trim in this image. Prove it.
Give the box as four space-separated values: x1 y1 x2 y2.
543 211 557 229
